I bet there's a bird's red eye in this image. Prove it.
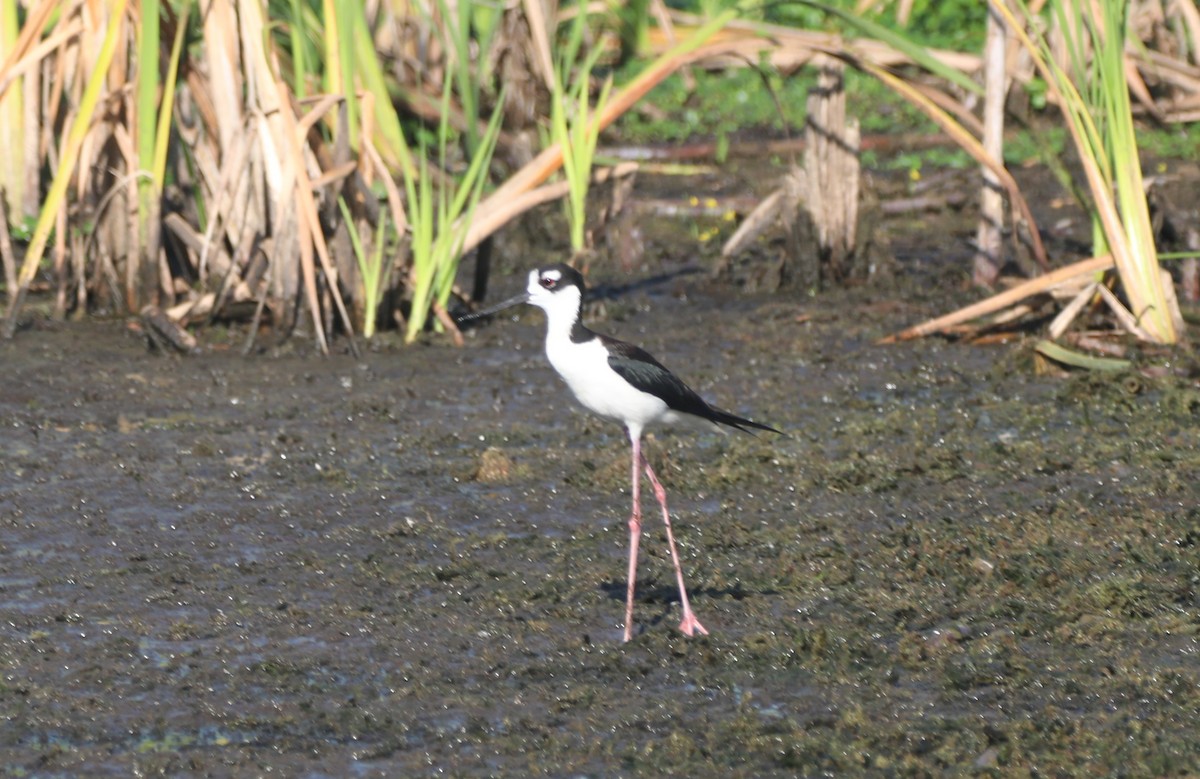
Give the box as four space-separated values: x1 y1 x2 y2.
539 276 556 289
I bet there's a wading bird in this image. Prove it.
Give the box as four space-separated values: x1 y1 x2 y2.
461 264 781 641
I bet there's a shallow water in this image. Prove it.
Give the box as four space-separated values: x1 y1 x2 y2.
3 196 1200 775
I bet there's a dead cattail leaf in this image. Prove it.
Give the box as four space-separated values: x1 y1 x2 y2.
882 255 1115 343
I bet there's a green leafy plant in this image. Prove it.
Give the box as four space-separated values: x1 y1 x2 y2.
549 3 613 257
338 197 389 339
402 83 504 343
283 0 410 172
436 0 502 157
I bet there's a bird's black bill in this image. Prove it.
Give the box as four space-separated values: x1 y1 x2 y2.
456 292 530 324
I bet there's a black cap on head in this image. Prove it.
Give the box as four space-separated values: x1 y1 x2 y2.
535 263 585 293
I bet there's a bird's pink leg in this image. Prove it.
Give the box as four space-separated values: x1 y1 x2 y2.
641 455 709 638
623 435 643 643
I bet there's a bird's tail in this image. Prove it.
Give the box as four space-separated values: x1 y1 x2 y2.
709 407 784 436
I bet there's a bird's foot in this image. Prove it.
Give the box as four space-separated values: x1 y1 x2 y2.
678 611 709 638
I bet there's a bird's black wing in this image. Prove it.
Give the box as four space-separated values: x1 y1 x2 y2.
603 336 712 416
602 335 782 435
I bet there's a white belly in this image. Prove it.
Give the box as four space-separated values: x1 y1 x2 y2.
545 336 671 431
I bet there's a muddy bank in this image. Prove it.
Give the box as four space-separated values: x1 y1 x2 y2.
2 182 1200 774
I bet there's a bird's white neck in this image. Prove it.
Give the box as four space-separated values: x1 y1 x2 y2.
535 285 586 344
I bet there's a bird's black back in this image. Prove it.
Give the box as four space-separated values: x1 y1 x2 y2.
601 334 781 435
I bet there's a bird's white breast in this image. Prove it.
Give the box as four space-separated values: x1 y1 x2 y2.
545 334 671 430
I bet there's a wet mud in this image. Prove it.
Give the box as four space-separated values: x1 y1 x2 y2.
3 174 1200 776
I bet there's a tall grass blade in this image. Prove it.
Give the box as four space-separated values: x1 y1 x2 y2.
350 5 412 176
322 0 359 152
288 0 310 99
551 2 613 255
339 196 388 338
153 2 190 190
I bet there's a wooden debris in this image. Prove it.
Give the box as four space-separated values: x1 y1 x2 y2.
718 188 788 264
140 305 199 354
804 59 861 283
718 58 878 288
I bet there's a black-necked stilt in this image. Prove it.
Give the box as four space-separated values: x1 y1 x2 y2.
462 263 781 642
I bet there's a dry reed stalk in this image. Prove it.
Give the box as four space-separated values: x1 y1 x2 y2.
0 0 58 103
881 255 1114 343
289 88 361 355
852 56 1049 271
19 23 39 220
362 133 407 237
195 0 284 329
236 0 315 344
1047 281 1098 339
1094 282 1153 341
202 0 243 154
221 0 356 354
974 2 1007 287
520 0 555 91
197 125 256 286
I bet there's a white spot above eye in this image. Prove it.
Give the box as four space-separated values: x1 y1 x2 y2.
542 269 562 282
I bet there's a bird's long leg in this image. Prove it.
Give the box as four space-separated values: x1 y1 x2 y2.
641 454 709 638
623 434 643 643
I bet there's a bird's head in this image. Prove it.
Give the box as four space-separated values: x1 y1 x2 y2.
524 263 585 319
457 263 586 325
